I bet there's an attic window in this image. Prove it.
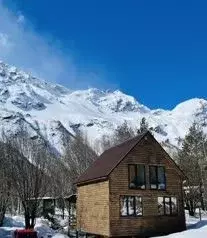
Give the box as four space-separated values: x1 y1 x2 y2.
129 164 146 189
150 165 166 190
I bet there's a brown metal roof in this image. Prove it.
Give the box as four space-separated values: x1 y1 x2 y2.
76 131 148 185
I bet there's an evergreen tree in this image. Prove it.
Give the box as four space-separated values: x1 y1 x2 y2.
113 121 135 146
137 117 152 134
137 117 148 134
177 122 207 216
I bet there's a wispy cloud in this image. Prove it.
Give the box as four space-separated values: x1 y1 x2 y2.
0 0 115 89
17 12 25 24
0 32 12 48
0 0 79 85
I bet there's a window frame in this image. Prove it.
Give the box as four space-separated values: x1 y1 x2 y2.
158 196 178 216
128 164 146 190
149 165 166 190
120 195 143 217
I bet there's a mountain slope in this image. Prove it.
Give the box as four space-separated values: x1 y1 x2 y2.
0 61 206 154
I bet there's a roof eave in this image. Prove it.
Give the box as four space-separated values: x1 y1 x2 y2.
76 176 108 187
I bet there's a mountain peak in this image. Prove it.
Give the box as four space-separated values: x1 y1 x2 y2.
172 98 207 116
0 60 206 154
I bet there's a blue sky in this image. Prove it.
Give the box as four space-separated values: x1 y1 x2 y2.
0 0 207 109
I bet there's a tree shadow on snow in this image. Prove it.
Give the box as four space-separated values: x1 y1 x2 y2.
187 220 207 230
2 217 24 228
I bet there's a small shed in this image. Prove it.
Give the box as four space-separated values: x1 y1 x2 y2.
28 194 77 220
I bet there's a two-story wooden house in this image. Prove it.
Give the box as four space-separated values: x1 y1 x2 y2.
76 131 186 237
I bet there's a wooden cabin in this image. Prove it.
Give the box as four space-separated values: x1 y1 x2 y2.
76 131 186 237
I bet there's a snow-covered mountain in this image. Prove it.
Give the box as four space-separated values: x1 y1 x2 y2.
0 60 206 154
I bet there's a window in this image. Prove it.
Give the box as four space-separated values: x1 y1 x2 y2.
120 196 143 217
171 197 177 215
150 166 166 190
158 166 166 190
165 197 170 215
135 197 142 216
158 197 178 216
149 166 157 189
129 164 146 189
158 197 164 215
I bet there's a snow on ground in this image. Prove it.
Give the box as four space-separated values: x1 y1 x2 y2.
0 215 67 238
52 235 69 238
1 212 207 237
0 216 24 238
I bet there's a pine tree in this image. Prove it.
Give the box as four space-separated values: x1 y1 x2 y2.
177 122 207 215
137 117 152 134
137 117 148 134
113 121 135 146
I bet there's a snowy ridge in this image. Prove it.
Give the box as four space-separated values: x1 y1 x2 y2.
0 60 206 154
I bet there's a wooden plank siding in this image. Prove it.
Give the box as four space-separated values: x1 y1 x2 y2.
109 135 186 237
77 181 110 236
77 133 186 237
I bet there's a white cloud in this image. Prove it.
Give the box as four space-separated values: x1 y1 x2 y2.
0 1 116 89
0 0 81 86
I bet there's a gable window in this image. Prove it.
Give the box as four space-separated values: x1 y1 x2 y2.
158 197 178 216
129 164 146 189
150 166 166 190
120 196 142 217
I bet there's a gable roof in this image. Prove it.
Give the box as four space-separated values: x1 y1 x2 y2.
76 131 185 186
76 131 148 185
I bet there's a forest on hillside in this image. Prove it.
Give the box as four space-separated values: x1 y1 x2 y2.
0 118 207 229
